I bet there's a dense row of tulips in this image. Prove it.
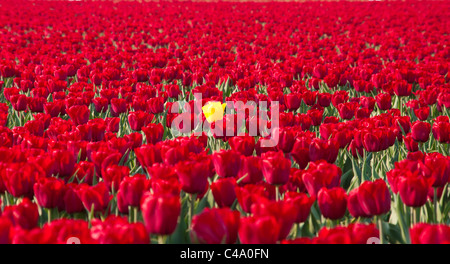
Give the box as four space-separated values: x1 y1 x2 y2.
0 0 449 244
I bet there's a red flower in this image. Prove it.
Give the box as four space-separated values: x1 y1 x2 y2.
117 174 150 214
284 192 316 224
142 123 164 145
318 187 348 220
397 171 432 207
277 127 296 153
251 199 297 240
236 156 263 184
410 223 450 244
375 93 391 111
63 183 85 214
284 93 301 111
403 133 419 152
128 111 153 131
2 198 39 230
66 105 90 126
411 121 431 143
212 149 241 178
357 179 391 216
79 182 111 213
302 161 342 196
210 178 237 208
33 177 66 210
228 135 255 157
175 160 210 194
3 162 44 199
191 208 240 244
140 192 180 235
102 165 129 193
347 189 370 218
239 215 281 244
432 118 450 143
309 138 339 164
91 216 149 244
135 144 162 169
260 151 291 186
235 184 267 213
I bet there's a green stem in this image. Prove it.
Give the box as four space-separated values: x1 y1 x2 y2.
134 206 138 223
189 194 197 229
47 208 52 224
434 188 438 223
128 206 133 223
377 215 385 244
158 235 167 244
275 186 280 202
414 207 420 225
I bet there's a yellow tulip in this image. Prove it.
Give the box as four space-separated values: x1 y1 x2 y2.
202 101 227 123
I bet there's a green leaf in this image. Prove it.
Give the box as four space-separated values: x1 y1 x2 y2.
169 196 189 244
394 194 410 243
195 193 210 214
341 169 354 190
386 223 405 244
362 152 372 182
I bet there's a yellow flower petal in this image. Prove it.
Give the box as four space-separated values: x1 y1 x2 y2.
202 101 226 123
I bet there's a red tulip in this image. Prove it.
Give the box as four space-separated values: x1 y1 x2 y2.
117 174 150 214
238 215 281 244
403 133 419 152
414 106 430 121
212 149 241 178
63 183 85 214
251 198 297 240
411 121 431 143
284 192 315 223
191 208 240 244
397 171 432 207
318 187 348 220
309 138 339 164
261 151 291 186
235 184 267 213
79 182 111 213
210 178 237 208
142 123 164 145
33 177 66 210
302 161 342 196
128 111 153 131
175 160 210 194
135 144 162 169
410 223 450 244
277 127 296 153
357 179 391 216
347 189 370 218
3 162 44 199
105 117 120 133
423 153 450 187
102 165 129 193
90 216 149 244
284 93 301 111
2 198 38 230
10 94 27 111
393 80 412 97
236 156 263 184
141 192 180 235
228 135 255 157
375 93 391 111
110 98 128 117
66 105 90 126
0 217 12 244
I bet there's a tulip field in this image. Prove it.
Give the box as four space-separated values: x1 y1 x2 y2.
0 0 449 244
